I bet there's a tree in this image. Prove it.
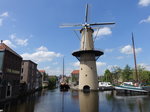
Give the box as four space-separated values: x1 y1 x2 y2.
137 65 145 82
141 71 150 83
137 65 150 83
122 65 133 81
111 66 122 84
104 69 112 83
48 76 57 89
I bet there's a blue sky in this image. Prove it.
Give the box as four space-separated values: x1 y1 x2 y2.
0 0 150 76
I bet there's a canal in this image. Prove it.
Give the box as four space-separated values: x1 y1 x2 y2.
1 88 150 112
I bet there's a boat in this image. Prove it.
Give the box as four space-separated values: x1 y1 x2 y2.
115 34 149 94
60 78 70 91
115 82 148 94
99 82 114 91
59 58 70 91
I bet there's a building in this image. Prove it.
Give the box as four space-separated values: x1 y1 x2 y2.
72 26 104 90
71 70 79 86
70 5 113 90
35 70 42 90
39 70 49 88
0 42 22 100
20 60 37 92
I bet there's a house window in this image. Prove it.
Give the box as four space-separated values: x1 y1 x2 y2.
0 52 4 72
20 76 23 80
6 83 12 97
21 68 23 73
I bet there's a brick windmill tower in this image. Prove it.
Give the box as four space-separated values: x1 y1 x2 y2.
61 4 115 91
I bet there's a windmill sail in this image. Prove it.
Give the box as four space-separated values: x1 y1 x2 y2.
85 4 89 23
60 4 115 28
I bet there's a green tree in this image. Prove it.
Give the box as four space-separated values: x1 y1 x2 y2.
137 65 145 82
111 66 122 84
122 65 133 81
48 76 57 89
141 71 150 83
137 65 150 83
104 69 112 83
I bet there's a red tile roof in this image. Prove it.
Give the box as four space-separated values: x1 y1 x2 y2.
0 43 22 58
39 70 45 73
71 70 79 75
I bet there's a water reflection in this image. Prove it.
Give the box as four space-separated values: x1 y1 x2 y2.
79 91 99 112
99 91 150 112
0 92 42 112
1 89 150 112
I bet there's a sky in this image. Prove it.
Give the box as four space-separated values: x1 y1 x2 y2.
0 0 150 76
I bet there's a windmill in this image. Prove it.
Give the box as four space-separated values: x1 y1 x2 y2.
60 4 115 91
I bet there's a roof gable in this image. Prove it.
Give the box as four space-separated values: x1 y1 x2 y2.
0 43 22 58
71 70 79 74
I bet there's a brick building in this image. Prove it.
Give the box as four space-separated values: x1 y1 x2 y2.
71 70 79 86
0 42 22 100
35 70 42 90
20 60 37 92
39 70 49 88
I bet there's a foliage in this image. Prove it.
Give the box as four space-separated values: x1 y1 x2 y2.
122 65 133 82
140 71 150 83
137 65 150 83
101 64 150 84
111 66 122 84
48 76 57 88
103 69 112 83
72 75 78 82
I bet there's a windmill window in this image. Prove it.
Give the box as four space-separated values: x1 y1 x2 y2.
81 68 82 70
85 74 87 77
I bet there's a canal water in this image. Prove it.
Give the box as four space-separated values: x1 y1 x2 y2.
0 88 150 112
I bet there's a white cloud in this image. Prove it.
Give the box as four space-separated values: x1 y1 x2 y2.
21 46 62 63
140 16 150 24
3 40 16 48
0 12 9 26
10 34 28 46
93 27 112 39
139 0 150 7
97 62 107 75
96 62 107 67
0 12 9 17
138 63 150 71
42 66 72 76
107 65 119 71
105 48 114 53
72 61 80 67
36 46 48 51
43 66 62 75
15 38 28 46
120 45 142 55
